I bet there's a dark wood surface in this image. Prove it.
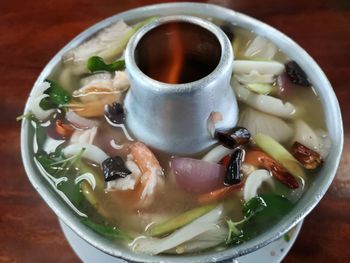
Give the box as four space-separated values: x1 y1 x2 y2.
1 0 349 262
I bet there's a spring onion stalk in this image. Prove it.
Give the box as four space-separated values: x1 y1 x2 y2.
253 133 306 179
148 204 217 237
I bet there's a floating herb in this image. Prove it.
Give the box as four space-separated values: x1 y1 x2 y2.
87 56 125 73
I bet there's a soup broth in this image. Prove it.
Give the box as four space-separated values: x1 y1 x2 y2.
23 16 330 256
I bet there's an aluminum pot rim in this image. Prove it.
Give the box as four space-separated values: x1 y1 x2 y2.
20 2 344 263
125 15 233 94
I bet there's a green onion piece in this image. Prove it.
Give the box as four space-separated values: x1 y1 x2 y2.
87 56 125 73
245 83 273 95
253 133 305 179
148 204 217 237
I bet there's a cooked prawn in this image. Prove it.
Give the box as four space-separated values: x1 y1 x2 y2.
130 142 164 206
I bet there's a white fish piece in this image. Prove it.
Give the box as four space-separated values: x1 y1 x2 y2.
63 20 131 65
232 79 296 118
233 60 284 75
238 107 293 143
243 169 274 202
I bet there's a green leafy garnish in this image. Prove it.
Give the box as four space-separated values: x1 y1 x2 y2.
35 145 86 207
39 79 71 110
226 195 293 245
82 219 131 241
87 56 125 73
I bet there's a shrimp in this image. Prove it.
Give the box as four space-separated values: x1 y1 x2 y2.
130 142 164 207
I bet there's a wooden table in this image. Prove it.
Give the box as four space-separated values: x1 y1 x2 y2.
1 0 349 262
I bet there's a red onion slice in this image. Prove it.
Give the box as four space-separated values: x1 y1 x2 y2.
170 157 225 194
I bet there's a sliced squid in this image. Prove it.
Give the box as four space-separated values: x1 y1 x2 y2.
243 169 274 202
232 79 296 118
233 60 284 75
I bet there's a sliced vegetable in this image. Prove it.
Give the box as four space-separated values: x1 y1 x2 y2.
245 83 273 95
170 157 225 194
290 142 323 169
82 219 131 240
70 126 98 145
148 204 216 237
233 60 284 75
285 61 310 87
87 56 125 72
66 110 99 129
26 82 55 120
238 107 293 143
102 156 131 182
253 133 305 180
198 182 243 205
244 36 277 60
243 169 273 202
131 205 223 255
235 71 275 84
63 143 109 166
202 144 233 164
225 148 244 185
232 79 296 118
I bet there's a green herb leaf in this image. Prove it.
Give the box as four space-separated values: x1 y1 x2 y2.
40 79 71 110
242 196 267 218
82 219 131 241
87 56 125 73
226 195 294 245
241 194 293 240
